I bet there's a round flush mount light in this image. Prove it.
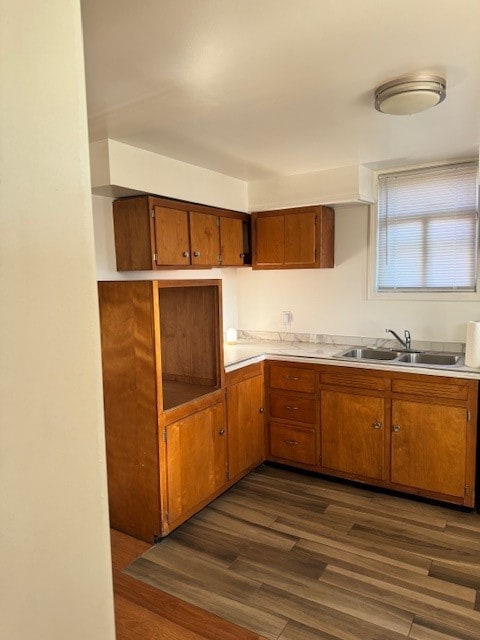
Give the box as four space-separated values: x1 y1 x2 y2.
375 74 446 115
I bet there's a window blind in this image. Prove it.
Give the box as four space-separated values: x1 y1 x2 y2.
376 162 479 292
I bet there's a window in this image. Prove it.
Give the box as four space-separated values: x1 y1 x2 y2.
375 162 478 293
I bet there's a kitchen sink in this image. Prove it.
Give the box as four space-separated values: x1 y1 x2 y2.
335 347 464 368
339 348 400 361
397 352 463 366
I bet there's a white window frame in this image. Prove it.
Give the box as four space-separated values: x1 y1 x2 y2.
368 160 480 301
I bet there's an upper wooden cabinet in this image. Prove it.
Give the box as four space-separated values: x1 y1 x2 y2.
252 205 334 269
113 195 251 270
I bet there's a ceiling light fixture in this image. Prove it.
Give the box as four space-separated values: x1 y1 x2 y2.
375 74 446 115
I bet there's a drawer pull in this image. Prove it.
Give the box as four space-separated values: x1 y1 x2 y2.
392 424 401 432
219 428 225 435
285 405 300 411
283 439 299 446
285 375 300 381
372 420 383 430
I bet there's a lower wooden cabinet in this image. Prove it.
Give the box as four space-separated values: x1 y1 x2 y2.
266 362 319 467
269 422 317 465
225 363 265 481
165 402 227 527
390 400 469 499
320 390 385 481
265 360 477 507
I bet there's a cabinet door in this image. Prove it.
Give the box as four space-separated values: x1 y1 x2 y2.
284 212 316 265
189 212 220 266
391 400 467 498
255 215 285 266
153 206 191 265
166 403 227 524
226 374 265 479
321 390 385 480
220 217 245 266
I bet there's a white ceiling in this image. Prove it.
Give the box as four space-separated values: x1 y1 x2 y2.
82 0 480 181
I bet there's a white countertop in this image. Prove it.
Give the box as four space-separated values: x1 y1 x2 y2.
224 340 480 380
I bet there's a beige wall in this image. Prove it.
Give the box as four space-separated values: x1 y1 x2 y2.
0 2 115 639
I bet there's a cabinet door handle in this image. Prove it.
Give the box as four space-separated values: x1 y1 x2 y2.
392 424 401 432
283 439 299 446
285 375 299 381
219 428 225 435
372 420 382 429
193 251 200 257
259 407 265 413
182 251 190 258
286 405 300 411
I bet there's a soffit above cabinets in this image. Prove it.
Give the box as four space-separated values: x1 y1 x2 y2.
90 140 375 210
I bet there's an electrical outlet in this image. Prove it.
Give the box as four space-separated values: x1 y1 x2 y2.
282 310 293 324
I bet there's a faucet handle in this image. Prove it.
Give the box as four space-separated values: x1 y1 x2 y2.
404 329 411 350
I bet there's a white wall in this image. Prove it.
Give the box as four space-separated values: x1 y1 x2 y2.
237 205 480 343
248 165 375 211
0 3 115 640
91 140 249 211
93 196 239 332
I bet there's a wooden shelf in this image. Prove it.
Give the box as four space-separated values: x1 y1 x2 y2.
162 380 219 411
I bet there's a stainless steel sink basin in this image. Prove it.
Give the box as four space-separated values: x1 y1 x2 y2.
339 348 400 361
335 347 464 368
397 352 463 366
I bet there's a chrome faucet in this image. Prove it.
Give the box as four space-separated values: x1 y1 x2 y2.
386 328 411 351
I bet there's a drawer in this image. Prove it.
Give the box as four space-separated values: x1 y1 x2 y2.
392 377 468 400
269 364 316 393
321 370 385 391
269 422 316 465
269 392 316 424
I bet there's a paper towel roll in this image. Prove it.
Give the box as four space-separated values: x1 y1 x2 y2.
465 321 480 368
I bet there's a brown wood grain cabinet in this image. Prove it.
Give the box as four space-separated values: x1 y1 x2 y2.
165 402 227 527
113 195 250 270
265 360 477 507
98 279 228 542
320 390 386 481
220 216 248 266
225 362 265 482
266 362 319 468
252 205 334 269
390 400 470 500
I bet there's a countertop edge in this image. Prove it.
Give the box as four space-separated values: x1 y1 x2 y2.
224 344 480 380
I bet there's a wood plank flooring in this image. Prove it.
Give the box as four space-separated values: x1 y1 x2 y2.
124 466 480 640
111 529 267 640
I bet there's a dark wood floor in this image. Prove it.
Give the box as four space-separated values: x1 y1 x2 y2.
111 528 267 639
123 465 480 640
